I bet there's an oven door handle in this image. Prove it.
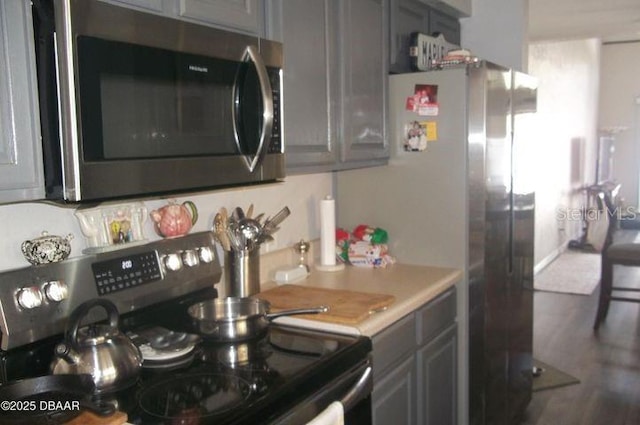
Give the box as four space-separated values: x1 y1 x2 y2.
339 365 372 411
232 45 274 173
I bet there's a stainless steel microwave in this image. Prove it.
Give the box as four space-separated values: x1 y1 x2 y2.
32 0 284 202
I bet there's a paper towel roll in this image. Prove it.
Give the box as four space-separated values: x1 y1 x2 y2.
320 196 336 266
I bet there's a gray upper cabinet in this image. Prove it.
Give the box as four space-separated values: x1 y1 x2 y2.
100 0 265 36
429 7 461 45
389 0 461 74
338 0 389 166
178 0 263 35
390 0 430 74
98 0 168 13
274 0 390 173
275 0 340 170
420 0 471 17
0 1 45 204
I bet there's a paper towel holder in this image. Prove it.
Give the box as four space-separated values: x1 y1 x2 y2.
317 195 345 272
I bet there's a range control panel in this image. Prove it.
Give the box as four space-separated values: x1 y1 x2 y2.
0 232 221 351
92 251 163 295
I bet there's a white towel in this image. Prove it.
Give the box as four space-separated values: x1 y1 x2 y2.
305 401 345 425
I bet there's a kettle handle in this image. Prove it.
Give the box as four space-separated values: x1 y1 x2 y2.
66 299 120 351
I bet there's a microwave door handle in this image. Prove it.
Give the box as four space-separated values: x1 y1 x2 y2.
232 45 274 173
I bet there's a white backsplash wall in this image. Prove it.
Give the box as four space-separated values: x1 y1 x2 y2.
0 173 333 272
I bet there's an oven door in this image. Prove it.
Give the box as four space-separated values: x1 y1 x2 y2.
272 360 373 425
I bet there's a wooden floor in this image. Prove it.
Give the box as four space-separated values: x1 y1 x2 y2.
521 250 640 424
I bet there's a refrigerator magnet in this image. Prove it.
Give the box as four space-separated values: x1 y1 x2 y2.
425 121 438 142
403 121 429 151
414 84 439 116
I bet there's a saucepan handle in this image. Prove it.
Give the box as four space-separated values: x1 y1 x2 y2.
265 305 329 320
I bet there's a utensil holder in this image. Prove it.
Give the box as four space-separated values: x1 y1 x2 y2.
224 248 260 297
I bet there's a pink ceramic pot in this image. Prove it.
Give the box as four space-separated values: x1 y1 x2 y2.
150 200 198 238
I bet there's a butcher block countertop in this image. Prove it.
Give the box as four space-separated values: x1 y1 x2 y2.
260 263 462 337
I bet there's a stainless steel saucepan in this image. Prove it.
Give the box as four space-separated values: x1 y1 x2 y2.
187 297 328 341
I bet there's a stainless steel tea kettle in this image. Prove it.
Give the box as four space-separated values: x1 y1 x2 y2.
51 299 142 393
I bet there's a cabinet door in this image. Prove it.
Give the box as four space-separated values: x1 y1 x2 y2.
428 8 460 45
339 0 389 165
98 0 167 13
279 0 340 170
372 355 415 425
418 0 471 17
389 0 430 74
417 324 458 425
0 1 44 203
178 0 263 35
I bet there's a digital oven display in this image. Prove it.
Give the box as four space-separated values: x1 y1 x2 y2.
91 251 162 295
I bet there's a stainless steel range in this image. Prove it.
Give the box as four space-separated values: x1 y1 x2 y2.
0 232 372 424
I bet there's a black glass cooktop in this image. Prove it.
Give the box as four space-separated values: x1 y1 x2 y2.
115 325 371 425
0 288 371 425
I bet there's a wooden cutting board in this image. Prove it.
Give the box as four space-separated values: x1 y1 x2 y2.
65 410 128 425
256 285 395 325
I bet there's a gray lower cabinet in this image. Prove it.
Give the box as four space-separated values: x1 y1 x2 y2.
372 355 416 424
0 1 45 204
417 324 457 425
372 287 457 425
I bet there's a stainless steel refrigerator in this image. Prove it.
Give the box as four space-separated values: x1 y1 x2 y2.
336 61 537 425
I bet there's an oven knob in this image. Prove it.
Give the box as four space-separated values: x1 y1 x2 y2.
44 280 68 302
198 246 214 263
164 253 182 271
16 287 43 310
182 250 199 267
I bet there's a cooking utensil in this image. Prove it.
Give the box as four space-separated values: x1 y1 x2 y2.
262 206 290 232
213 212 231 251
232 207 245 221
188 297 328 341
50 299 143 393
237 217 262 251
255 284 396 325
0 374 115 425
253 212 264 224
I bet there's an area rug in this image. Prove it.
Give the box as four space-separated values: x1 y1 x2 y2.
533 250 600 295
532 359 580 392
